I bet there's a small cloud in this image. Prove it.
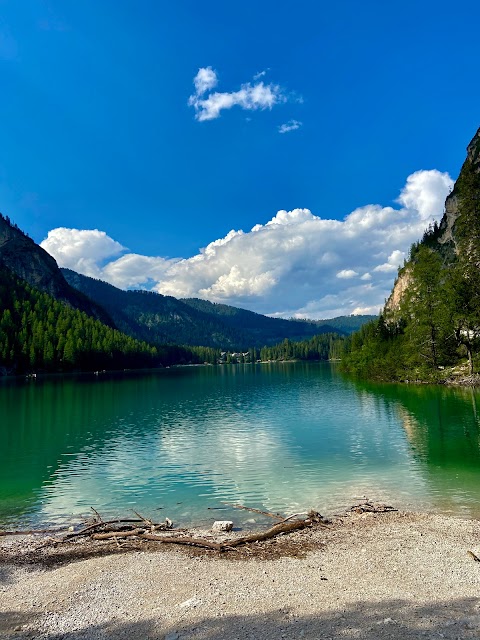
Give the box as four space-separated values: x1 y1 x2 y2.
360 272 372 281
253 69 268 80
193 66 218 95
278 120 302 134
373 250 405 273
188 67 298 122
336 269 359 279
352 305 379 315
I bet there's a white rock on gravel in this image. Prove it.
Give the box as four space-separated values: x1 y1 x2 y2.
212 520 233 532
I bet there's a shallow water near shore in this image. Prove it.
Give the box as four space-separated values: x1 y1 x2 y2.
1 362 480 528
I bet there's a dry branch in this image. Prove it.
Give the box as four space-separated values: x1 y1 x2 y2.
92 528 144 540
139 518 310 551
6 505 333 553
468 550 480 562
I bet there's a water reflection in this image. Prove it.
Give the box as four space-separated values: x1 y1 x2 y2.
348 379 480 515
1 364 479 527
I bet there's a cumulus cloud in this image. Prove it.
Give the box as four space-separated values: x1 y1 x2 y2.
42 169 454 318
336 269 359 279
188 67 290 122
40 228 173 289
278 120 302 134
396 169 452 220
193 66 218 95
41 228 125 278
373 249 405 273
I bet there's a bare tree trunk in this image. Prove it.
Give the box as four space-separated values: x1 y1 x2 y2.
467 344 474 375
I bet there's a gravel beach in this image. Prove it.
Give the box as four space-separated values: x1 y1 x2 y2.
1 511 480 640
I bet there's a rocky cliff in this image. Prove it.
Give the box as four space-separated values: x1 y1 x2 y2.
438 127 480 247
385 127 480 314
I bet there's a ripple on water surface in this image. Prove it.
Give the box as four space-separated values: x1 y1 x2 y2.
1 362 480 527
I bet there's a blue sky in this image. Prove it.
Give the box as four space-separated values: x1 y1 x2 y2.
1 0 479 317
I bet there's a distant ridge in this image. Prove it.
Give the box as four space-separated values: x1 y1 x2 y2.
62 269 371 348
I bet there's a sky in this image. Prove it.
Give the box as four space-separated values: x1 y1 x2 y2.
1 0 479 318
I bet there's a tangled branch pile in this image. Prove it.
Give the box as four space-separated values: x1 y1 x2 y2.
1 506 333 553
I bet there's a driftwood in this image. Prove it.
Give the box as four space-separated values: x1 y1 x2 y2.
2 506 334 553
139 518 310 550
348 501 397 514
92 528 144 540
468 550 480 562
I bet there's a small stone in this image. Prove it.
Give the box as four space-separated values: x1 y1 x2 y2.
212 520 233 532
165 633 180 640
179 596 202 608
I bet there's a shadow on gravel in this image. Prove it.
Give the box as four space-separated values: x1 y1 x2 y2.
0 611 41 637
7 597 479 640
0 564 17 585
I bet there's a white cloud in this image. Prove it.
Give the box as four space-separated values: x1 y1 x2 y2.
253 69 268 80
40 228 125 278
336 269 359 279
102 254 173 289
193 66 218 95
279 120 302 134
42 169 454 319
396 169 452 220
188 67 292 122
40 228 173 289
373 249 405 273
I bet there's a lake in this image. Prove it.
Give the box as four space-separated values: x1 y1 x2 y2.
1 362 480 529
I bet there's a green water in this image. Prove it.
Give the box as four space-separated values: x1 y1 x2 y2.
1 362 479 528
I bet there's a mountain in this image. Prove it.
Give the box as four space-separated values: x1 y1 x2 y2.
0 265 161 375
342 126 480 381
295 314 376 335
61 269 347 348
0 214 112 325
386 127 480 315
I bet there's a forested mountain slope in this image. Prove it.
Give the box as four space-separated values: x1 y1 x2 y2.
62 269 348 348
0 267 159 375
342 127 480 381
0 214 111 325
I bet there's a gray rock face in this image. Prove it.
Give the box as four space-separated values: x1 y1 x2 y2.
384 127 480 313
439 126 480 246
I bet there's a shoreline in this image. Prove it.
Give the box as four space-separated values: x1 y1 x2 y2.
1 509 480 639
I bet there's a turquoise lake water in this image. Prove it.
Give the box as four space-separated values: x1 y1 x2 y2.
1 362 480 528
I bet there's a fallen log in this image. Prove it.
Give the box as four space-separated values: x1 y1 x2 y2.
139 518 310 551
63 518 145 539
63 517 173 540
92 528 144 540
